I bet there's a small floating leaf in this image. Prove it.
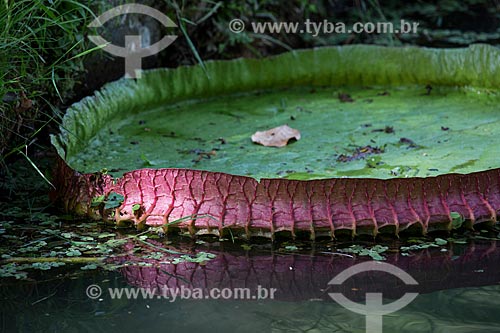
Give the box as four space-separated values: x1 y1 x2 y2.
369 252 385 261
104 239 127 248
451 212 464 229
98 233 116 239
104 192 124 209
32 262 52 270
66 249 82 257
339 245 387 260
434 238 448 246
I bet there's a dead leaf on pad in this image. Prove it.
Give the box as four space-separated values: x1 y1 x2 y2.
251 125 301 147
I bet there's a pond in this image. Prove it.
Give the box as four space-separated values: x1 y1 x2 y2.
4 45 500 333
3 235 500 333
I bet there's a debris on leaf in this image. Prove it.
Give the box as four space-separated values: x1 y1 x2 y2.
366 155 383 168
336 145 384 162
371 126 394 134
192 149 217 163
251 125 301 148
399 137 421 149
390 166 415 177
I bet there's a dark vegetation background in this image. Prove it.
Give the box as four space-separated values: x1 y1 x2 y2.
0 0 499 199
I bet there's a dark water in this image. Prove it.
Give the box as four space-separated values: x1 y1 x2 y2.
2 240 500 333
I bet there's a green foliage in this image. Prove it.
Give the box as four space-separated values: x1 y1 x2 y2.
164 0 500 71
0 0 96 156
171 251 216 264
65 248 82 257
339 244 389 261
400 237 451 255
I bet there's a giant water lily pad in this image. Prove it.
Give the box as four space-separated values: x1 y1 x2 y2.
51 44 500 239
67 85 498 179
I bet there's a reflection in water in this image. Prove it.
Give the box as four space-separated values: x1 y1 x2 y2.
116 240 500 301
2 240 500 332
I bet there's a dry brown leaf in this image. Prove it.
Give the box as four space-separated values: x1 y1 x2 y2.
251 125 301 147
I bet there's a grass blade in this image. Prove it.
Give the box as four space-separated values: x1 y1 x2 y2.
19 147 55 189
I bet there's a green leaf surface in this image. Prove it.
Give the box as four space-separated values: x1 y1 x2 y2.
52 45 500 180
